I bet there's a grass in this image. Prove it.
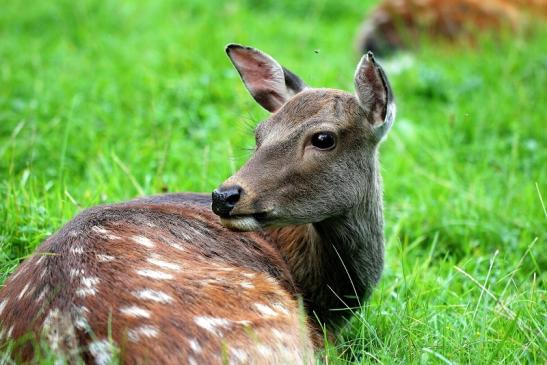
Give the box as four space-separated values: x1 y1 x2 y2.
1 0 545 363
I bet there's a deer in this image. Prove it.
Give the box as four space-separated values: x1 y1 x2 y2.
355 0 547 57
0 43 395 364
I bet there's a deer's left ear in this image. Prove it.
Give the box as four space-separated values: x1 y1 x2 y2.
226 44 307 113
354 51 396 141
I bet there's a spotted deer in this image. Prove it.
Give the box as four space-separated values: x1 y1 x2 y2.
356 0 546 56
0 44 395 364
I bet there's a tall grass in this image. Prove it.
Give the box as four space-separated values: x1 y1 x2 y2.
1 0 545 363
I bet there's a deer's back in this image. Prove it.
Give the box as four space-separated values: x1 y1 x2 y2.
0 193 314 364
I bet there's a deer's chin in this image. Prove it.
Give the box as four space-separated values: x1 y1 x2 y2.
220 216 262 231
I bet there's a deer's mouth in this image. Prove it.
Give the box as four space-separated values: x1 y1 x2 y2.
220 212 270 232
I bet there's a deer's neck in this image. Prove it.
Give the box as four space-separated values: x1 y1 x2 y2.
266 155 384 328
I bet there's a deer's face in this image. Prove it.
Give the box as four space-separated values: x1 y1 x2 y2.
212 45 395 231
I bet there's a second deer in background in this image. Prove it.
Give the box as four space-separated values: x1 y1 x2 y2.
356 0 547 56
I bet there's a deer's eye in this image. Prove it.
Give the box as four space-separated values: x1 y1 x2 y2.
311 132 336 150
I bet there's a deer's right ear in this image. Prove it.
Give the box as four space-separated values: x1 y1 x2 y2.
354 51 396 141
226 44 307 113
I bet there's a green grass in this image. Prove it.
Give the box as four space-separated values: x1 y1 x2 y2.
1 0 545 363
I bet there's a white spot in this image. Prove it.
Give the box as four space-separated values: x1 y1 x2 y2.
76 287 97 297
10 268 23 281
188 356 198 365
240 281 254 289
216 267 234 272
74 317 88 330
127 325 159 342
74 306 89 330
96 254 115 262
188 338 202 353
43 308 59 324
6 325 14 338
40 268 47 280
89 339 114 365
175 230 193 241
36 288 48 302
187 226 206 240
0 299 8 315
92 226 121 240
92 226 108 234
81 277 100 287
70 268 85 278
194 316 232 336
147 257 181 272
230 347 248 362
200 277 228 286
120 306 151 318
35 256 46 265
18 283 30 300
69 230 79 237
76 277 100 297
136 269 173 280
253 303 278 317
241 272 256 279
199 278 215 286
272 302 290 316
70 245 85 255
257 344 271 356
166 240 186 251
272 329 286 340
133 289 173 304
131 235 154 248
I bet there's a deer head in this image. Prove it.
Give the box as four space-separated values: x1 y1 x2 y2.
212 44 395 231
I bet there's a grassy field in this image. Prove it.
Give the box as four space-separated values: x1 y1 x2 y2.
1 0 545 363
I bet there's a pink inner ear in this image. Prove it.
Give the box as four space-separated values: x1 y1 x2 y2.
355 56 388 126
228 47 290 112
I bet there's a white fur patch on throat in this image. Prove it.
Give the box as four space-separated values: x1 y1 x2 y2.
220 216 262 231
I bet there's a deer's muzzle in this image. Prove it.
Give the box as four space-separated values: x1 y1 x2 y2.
211 185 242 218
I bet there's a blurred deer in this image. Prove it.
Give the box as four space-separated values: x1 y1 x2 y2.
0 44 395 364
356 0 546 56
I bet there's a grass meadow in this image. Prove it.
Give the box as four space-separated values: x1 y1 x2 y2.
1 0 545 363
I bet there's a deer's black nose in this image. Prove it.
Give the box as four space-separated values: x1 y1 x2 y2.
212 186 242 218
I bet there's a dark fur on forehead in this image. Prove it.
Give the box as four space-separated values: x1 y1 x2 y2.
271 89 361 125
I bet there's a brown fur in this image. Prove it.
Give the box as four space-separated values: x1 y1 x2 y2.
356 0 546 56
0 46 395 364
1 200 313 363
